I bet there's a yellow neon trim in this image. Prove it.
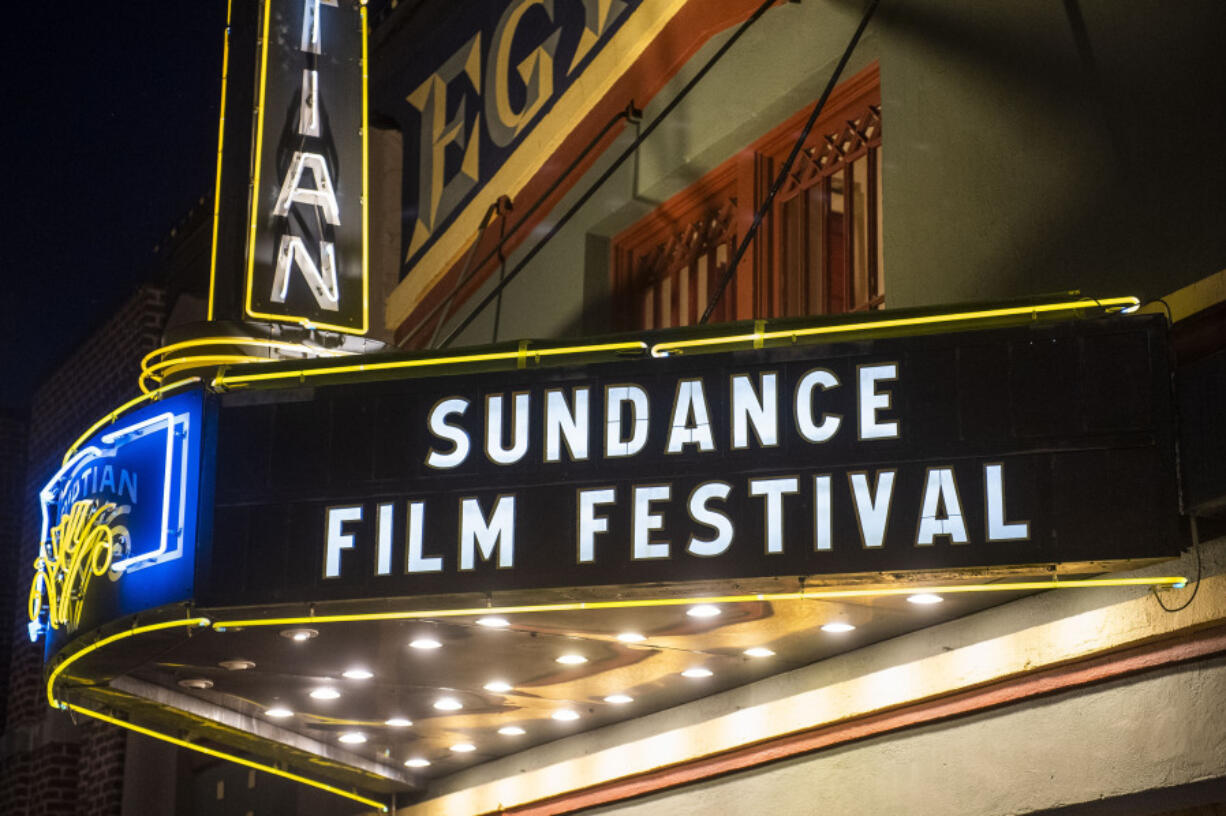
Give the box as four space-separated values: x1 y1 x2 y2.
61 378 201 466
46 617 210 708
30 501 117 635
209 576 1187 628
64 703 387 812
242 0 370 336
207 1 233 321
211 340 649 388
361 3 370 335
650 297 1143 357
242 0 273 328
140 355 275 394
141 337 348 372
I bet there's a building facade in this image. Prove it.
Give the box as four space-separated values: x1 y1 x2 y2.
5 1 1226 814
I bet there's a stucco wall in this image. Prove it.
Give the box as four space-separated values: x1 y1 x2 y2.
582 656 1226 815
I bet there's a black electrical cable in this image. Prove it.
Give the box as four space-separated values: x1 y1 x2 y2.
701 0 880 324
436 0 782 349
1154 517 1202 613
424 199 502 348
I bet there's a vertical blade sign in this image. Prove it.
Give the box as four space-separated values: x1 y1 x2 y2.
245 0 368 335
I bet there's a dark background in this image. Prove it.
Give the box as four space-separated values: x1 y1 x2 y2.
1 3 232 414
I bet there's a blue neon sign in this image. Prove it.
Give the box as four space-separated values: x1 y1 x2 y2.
30 389 205 652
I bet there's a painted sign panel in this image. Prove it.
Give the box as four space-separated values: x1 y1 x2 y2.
30 390 206 654
372 0 645 274
202 315 1179 607
245 0 368 334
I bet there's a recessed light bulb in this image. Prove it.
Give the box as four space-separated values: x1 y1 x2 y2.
743 647 775 658
410 638 442 650
433 697 463 711
280 627 318 641
687 604 721 618
450 742 476 753
820 622 856 633
556 653 588 665
264 707 293 718
483 680 512 693
342 668 373 680
404 757 430 768
682 667 713 678
477 616 509 628
338 732 366 744
604 694 634 704
384 717 412 727
552 709 580 721
310 687 340 700
616 632 646 643
498 725 526 736
907 593 944 605
219 659 255 671
177 678 213 690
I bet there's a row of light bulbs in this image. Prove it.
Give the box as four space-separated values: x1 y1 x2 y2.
261 597 943 767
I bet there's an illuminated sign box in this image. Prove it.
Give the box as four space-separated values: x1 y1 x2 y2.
33 389 206 655
202 315 1179 607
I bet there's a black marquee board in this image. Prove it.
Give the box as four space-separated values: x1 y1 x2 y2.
199 315 1179 607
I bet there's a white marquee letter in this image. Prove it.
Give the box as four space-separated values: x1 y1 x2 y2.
273 151 341 225
632 485 670 560
916 467 968 545
546 388 589 462
375 503 393 575
858 363 899 440
850 470 895 549
750 477 799 554
796 368 841 443
460 496 515 570
606 385 649 458
731 373 778 448
406 501 442 573
486 393 530 465
985 464 1029 541
666 379 715 454
271 235 339 310
687 482 733 557
426 398 470 469
324 505 362 578
577 488 615 563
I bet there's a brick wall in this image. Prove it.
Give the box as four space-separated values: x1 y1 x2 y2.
0 412 28 736
2 286 167 816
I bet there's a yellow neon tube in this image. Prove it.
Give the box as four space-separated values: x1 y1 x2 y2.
207 0 233 321
142 337 348 372
62 378 201 466
46 617 210 708
141 354 271 389
209 576 1187 629
650 296 1142 357
211 340 649 388
241 0 273 329
64 703 387 812
361 1 370 334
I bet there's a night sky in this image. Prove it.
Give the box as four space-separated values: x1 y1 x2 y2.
3 2 228 414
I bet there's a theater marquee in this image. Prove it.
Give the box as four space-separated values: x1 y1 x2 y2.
201 313 1179 607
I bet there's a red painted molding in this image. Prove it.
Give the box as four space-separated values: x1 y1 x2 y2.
489 623 1226 816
